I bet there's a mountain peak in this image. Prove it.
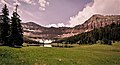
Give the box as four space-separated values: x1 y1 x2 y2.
23 22 40 26
22 14 120 40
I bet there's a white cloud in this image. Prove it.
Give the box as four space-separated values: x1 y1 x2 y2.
23 0 36 5
39 7 45 11
45 23 70 27
46 24 58 27
1 0 13 7
0 0 21 8
69 0 120 27
38 0 49 10
20 0 49 10
13 0 21 6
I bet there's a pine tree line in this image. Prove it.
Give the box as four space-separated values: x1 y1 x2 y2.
55 21 120 45
0 4 23 47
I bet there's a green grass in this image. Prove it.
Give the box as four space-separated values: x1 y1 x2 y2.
0 42 120 65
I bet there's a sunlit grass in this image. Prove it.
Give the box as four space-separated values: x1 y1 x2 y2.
0 42 120 65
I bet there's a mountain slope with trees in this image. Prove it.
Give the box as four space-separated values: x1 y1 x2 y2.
22 14 120 41
57 22 120 45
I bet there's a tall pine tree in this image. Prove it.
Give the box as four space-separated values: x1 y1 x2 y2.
1 4 10 45
10 5 23 46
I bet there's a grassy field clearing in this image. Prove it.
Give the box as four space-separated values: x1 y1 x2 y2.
0 42 120 65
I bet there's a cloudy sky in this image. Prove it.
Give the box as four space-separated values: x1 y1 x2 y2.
0 0 120 27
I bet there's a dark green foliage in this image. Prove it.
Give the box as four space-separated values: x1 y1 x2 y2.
57 22 120 45
2 4 9 16
1 4 10 45
0 4 24 47
10 12 23 46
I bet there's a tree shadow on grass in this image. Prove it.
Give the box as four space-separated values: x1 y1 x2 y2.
9 45 22 48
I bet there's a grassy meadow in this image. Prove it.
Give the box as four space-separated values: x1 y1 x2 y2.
0 42 120 65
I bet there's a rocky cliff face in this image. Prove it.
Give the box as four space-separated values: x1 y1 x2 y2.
74 14 120 32
22 14 120 40
22 22 73 39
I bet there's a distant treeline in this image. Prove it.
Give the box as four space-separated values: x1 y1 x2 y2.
55 22 120 45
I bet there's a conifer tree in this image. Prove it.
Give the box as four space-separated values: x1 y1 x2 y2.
10 5 23 46
1 4 10 45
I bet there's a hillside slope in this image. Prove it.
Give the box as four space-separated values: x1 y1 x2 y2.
22 14 120 40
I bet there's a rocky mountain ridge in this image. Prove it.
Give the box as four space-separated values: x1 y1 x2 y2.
22 14 120 40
